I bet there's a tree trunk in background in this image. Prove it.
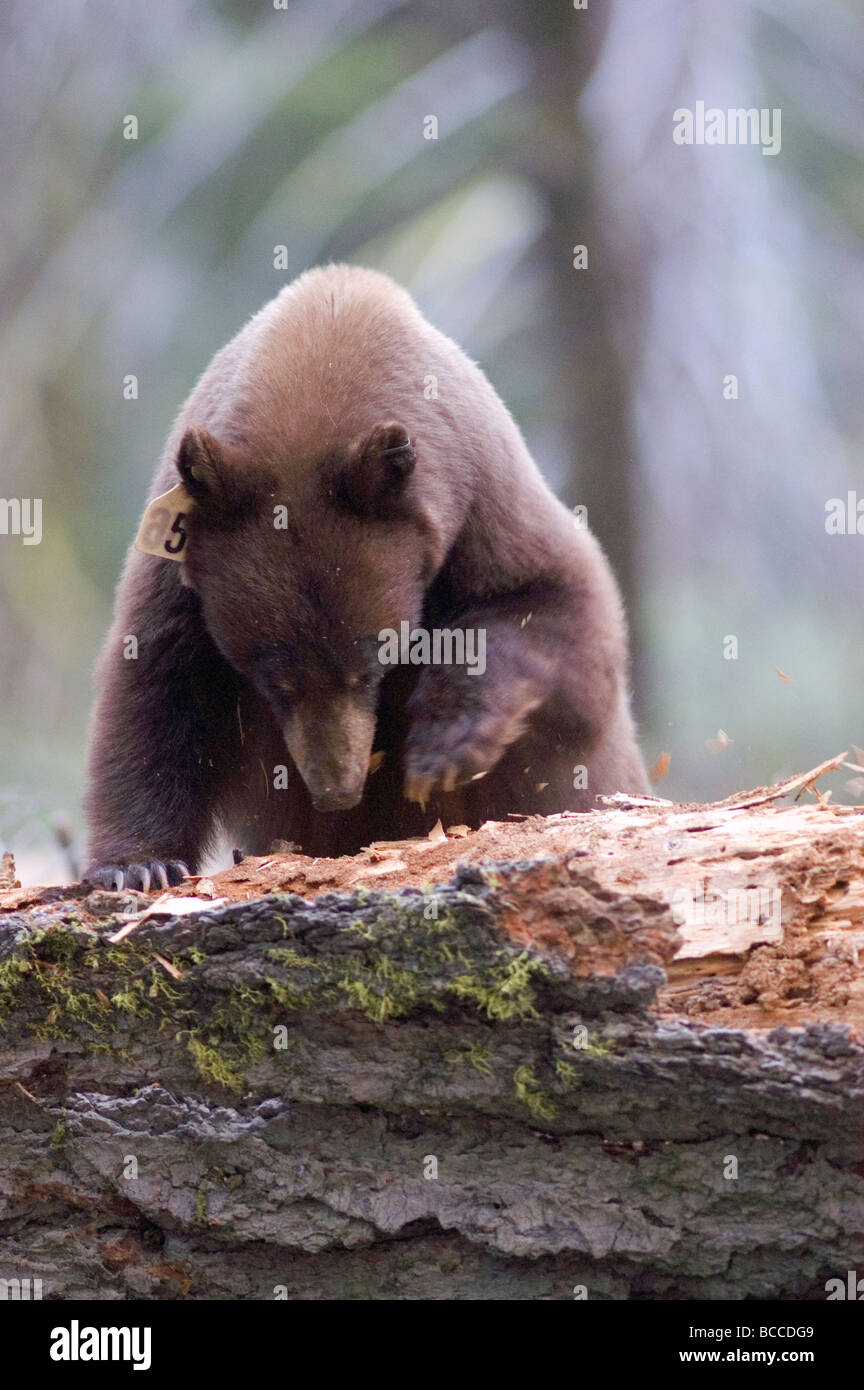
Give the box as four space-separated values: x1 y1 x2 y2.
513 0 644 686
432 0 642 670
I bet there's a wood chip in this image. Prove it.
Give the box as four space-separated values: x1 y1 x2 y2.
107 894 228 941
0 851 18 892
651 752 671 782
712 752 847 811
152 952 183 980
349 860 407 883
139 895 227 920
367 821 446 854
106 920 140 944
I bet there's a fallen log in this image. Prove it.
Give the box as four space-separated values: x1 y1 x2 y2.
1 761 863 1300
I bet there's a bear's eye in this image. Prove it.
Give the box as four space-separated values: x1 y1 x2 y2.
345 669 379 695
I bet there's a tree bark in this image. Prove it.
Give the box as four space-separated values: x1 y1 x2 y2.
1 770 863 1300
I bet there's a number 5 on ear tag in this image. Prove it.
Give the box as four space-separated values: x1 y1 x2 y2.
134 483 196 561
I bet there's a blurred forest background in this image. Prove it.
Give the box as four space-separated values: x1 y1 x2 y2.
1 0 863 884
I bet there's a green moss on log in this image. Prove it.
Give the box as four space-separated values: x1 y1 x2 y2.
0 882 560 1094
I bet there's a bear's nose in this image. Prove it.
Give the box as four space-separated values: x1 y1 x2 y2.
302 756 367 812
310 785 363 813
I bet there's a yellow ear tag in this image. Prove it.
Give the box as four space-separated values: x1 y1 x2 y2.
134 483 196 562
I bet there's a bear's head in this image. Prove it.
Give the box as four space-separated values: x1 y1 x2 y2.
176 422 443 812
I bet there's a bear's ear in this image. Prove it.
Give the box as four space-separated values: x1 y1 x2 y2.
176 426 255 517
340 422 416 514
177 427 229 503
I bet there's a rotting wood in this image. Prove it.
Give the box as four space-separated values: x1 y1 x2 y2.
1 759 863 1299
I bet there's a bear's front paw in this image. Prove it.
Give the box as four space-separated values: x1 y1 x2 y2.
404 698 539 805
84 860 190 892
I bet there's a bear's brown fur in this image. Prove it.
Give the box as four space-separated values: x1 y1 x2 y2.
85 264 649 889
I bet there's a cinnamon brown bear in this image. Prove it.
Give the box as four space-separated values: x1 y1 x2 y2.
85 264 649 889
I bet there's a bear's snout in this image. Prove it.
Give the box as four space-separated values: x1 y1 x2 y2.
282 698 376 815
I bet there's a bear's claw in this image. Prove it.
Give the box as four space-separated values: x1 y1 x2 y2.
404 692 540 804
404 730 497 804
85 860 190 892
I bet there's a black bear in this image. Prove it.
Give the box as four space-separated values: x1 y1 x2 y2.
85 264 649 889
